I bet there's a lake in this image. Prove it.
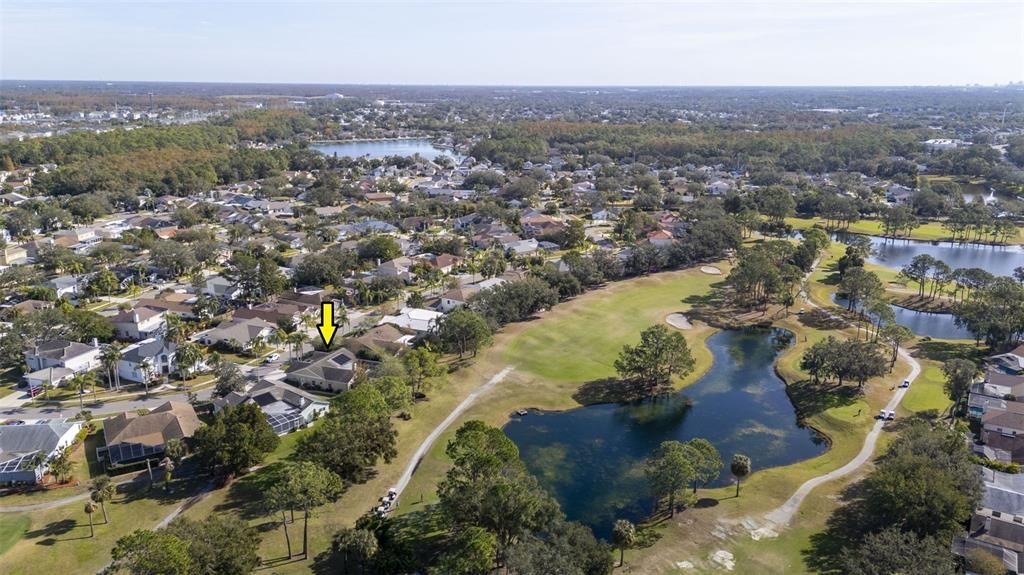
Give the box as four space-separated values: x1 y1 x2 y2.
835 233 1024 278
832 294 973 340
503 328 828 539
310 139 463 161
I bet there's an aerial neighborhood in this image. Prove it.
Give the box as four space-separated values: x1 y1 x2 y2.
0 75 1023 575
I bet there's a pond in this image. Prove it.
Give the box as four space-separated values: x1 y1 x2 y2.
832 294 973 340
834 233 1024 278
503 328 828 539
310 138 462 161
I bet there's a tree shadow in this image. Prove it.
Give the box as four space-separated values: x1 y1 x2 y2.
797 309 848 331
694 497 719 509
119 474 208 508
914 340 987 364
802 481 871 575
312 507 449 575
787 379 860 418
24 518 93 544
572 378 652 406
215 462 288 520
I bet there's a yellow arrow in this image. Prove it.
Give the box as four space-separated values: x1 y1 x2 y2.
316 301 339 348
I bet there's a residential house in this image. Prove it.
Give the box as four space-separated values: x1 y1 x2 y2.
285 347 358 392
99 401 201 467
44 275 86 298
117 338 179 383
233 302 310 327
647 230 674 247
980 409 1024 463
969 371 1024 419
0 421 82 485
504 238 539 256
0 192 29 206
346 324 413 357
591 209 617 223
111 306 167 341
954 468 1024 574
199 317 277 351
24 339 101 373
134 295 197 320
0 244 27 266
886 184 915 205
438 286 478 313
992 345 1024 374
212 379 329 435
204 275 243 300
378 307 443 335
707 180 732 196
376 257 416 282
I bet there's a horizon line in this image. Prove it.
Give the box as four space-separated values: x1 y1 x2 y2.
1 78 1022 90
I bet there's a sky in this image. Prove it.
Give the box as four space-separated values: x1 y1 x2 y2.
1 1 1022 86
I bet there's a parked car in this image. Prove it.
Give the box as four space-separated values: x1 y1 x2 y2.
263 353 280 363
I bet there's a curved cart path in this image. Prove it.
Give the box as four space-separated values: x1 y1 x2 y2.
764 260 920 528
392 366 515 499
764 347 919 527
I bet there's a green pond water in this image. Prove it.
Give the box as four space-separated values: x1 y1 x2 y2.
503 328 828 539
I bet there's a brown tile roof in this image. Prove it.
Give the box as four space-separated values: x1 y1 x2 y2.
103 401 200 448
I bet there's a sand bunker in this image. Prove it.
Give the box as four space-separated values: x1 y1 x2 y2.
700 266 722 275
666 313 693 330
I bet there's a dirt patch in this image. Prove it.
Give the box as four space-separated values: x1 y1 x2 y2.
700 266 723 275
665 313 693 330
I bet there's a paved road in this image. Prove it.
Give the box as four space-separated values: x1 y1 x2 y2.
763 263 920 528
0 367 287 422
392 366 515 500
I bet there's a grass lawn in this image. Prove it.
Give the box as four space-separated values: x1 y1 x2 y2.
786 216 1024 245
1 476 209 575
0 515 29 557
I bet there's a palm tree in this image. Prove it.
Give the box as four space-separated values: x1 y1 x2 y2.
71 373 91 411
84 500 98 538
612 519 636 567
90 476 115 524
99 344 123 391
274 327 290 359
139 357 154 395
288 332 308 358
731 454 752 497
165 314 188 344
175 342 204 383
48 448 73 484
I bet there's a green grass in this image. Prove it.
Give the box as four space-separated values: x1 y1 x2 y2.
786 216 1024 245
901 364 952 415
505 268 725 383
1 477 209 575
0 515 29 557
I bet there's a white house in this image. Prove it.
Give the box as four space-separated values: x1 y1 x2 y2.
111 306 167 341
707 180 732 196
117 338 180 383
0 421 82 485
204 275 243 300
24 340 101 374
378 307 443 334
438 286 478 313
